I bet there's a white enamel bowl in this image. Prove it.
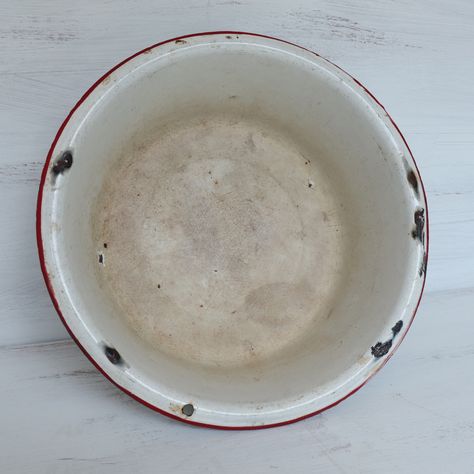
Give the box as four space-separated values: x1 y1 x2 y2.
37 32 428 429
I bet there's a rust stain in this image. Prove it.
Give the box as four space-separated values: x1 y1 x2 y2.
181 403 195 416
412 209 425 243
371 340 392 357
104 346 121 364
371 320 403 358
419 252 428 276
52 150 73 175
407 169 419 195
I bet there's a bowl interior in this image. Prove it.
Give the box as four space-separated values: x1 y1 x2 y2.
40 34 426 427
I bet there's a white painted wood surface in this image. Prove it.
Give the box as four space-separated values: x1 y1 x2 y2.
0 1 473 472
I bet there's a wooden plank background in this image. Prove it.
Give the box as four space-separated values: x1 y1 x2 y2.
1 1 473 472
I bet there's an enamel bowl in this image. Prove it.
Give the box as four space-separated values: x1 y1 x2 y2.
37 32 428 429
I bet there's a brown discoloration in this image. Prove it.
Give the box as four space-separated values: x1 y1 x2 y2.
175 39 187 44
92 115 348 368
356 354 372 368
169 402 182 414
245 133 256 152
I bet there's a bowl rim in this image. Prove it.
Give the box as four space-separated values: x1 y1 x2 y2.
36 30 429 430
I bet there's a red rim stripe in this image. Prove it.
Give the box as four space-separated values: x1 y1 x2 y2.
36 31 429 430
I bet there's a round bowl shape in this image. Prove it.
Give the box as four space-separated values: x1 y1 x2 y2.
37 32 428 429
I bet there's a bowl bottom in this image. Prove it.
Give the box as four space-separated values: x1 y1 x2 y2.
93 113 349 369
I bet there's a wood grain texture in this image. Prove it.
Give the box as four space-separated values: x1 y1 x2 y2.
1 292 474 473
1 0 473 472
